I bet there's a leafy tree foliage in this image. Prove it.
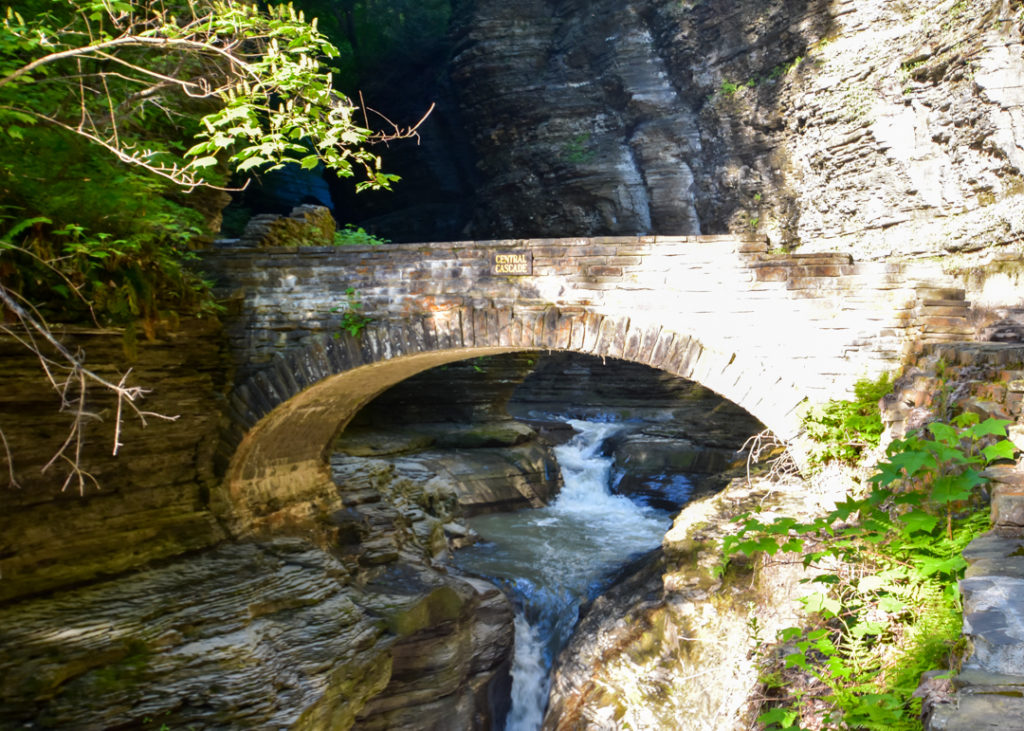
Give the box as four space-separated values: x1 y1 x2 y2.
0 0 409 489
0 0 400 191
0 0 405 325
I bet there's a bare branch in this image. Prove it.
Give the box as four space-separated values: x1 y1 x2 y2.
0 35 258 91
0 426 20 489
743 429 799 487
12 108 244 191
0 282 179 492
363 100 436 145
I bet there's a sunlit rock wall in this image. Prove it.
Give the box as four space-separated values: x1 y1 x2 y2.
451 0 1024 258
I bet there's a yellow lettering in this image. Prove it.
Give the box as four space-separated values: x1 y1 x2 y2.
495 263 527 274
492 252 531 275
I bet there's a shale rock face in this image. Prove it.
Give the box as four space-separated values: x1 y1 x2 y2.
0 427 517 730
0 322 229 603
451 0 1024 257
0 538 513 731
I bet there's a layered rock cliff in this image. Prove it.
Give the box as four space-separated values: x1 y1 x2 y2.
442 0 1024 259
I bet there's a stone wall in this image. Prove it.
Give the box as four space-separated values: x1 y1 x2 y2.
205 234 973 437
202 232 996 538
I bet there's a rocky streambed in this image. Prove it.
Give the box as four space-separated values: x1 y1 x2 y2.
329 352 769 728
0 352 775 729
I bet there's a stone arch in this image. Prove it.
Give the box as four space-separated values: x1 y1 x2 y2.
214 306 811 536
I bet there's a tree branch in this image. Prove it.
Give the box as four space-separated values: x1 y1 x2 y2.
0 282 178 493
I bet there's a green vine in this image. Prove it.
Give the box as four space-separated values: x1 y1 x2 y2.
802 374 893 466
333 224 388 246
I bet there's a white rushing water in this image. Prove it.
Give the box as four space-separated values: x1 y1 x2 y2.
454 420 675 730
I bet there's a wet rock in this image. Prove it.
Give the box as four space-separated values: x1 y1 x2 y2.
352 566 513 730
332 437 561 519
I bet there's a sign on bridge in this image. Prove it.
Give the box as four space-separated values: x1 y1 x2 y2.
491 251 533 276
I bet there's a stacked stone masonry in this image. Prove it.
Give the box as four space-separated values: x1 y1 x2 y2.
206 234 971 453
200 231 1002 538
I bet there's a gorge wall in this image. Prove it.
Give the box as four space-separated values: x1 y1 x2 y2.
352 0 1024 262
6 0 1024 727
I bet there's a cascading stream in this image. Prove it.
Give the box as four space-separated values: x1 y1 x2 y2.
454 420 678 730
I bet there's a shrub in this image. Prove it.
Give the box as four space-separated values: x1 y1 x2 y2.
723 413 1016 730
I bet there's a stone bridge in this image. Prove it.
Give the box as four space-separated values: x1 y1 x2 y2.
203 234 969 534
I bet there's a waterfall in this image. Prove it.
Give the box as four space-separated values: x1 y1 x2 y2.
455 420 675 729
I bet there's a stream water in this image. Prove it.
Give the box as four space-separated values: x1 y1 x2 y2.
454 420 682 730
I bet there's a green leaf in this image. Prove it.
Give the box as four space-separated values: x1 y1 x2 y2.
918 554 967 577
968 417 1012 439
190 156 218 169
953 412 981 428
931 470 983 504
801 591 841 616
825 653 853 680
899 508 940 534
878 596 905 613
889 448 937 477
930 441 971 465
184 141 211 157
830 495 866 521
785 650 809 669
299 153 319 170
857 574 889 593
851 620 884 638
780 538 804 553
1 215 50 242
778 627 803 642
983 439 1016 463
758 707 799 727
235 156 267 172
928 421 959 445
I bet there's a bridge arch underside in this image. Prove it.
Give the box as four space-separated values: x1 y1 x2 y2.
217 310 811 536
